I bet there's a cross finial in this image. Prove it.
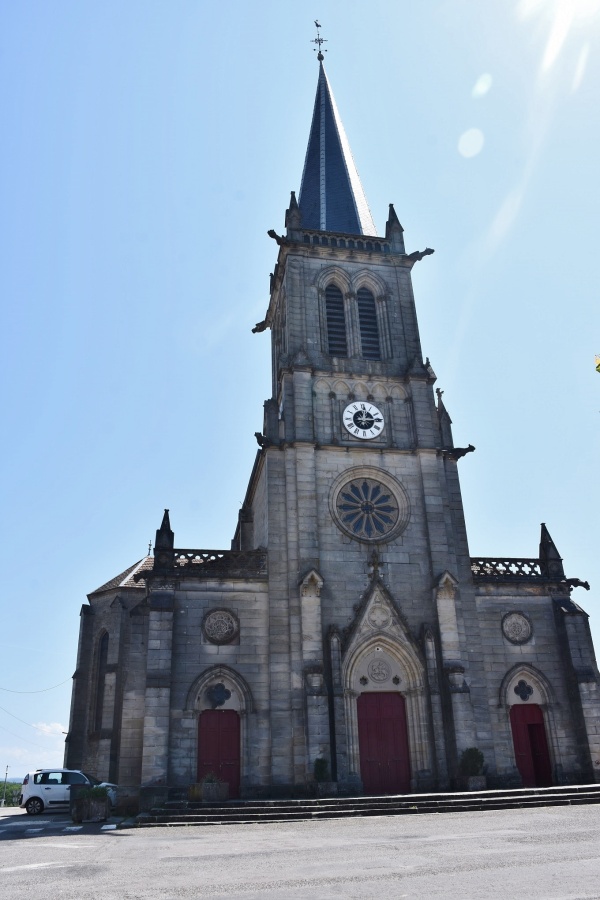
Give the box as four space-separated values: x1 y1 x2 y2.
148 540 152 557
311 20 327 61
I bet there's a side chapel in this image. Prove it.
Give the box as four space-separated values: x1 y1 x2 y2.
65 55 600 798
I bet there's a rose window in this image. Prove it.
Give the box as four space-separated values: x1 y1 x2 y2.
329 468 410 544
336 479 399 540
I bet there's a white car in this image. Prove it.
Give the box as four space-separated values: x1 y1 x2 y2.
19 769 118 815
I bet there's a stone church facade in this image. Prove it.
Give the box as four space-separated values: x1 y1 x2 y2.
65 61 600 798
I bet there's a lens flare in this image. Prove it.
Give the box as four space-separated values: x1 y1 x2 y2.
458 128 485 158
572 42 590 90
517 0 600 76
472 73 493 98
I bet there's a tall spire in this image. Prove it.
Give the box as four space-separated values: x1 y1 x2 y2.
298 63 376 235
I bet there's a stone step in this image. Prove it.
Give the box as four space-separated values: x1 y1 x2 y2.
141 798 600 828
156 793 594 816
137 785 600 827
148 803 553 823
160 782 600 813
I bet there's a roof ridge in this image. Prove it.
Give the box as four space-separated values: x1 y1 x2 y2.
122 556 153 586
90 557 151 595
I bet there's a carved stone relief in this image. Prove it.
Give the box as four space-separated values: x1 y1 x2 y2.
353 648 401 692
502 612 533 645
368 658 391 683
203 609 239 645
367 604 391 630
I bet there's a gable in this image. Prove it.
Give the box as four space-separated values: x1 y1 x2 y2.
344 579 420 661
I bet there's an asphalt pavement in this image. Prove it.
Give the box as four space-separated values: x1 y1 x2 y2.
1 803 599 898
0 805 121 839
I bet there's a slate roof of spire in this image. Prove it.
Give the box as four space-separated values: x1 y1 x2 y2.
298 63 376 236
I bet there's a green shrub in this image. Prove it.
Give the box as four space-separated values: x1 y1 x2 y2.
313 757 330 783
201 772 222 785
458 747 484 776
1 783 21 807
79 785 109 800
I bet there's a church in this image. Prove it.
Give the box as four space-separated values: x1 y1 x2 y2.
65 55 600 800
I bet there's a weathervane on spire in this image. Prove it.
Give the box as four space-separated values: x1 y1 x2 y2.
311 20 327 61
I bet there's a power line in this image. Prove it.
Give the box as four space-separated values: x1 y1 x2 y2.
0 676 72 694
0 703 64 734
0 721 63 752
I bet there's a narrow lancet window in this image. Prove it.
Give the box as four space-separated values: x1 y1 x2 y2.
357 288 381 359
325 284 348 356
94 632 109 732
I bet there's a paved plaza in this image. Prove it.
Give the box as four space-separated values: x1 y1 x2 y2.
1 804 600 898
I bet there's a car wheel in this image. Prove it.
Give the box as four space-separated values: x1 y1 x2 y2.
25 797 44 815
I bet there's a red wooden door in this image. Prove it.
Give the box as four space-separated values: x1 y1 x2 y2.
510 704 552 787
197 709 241 797
357 692 411 795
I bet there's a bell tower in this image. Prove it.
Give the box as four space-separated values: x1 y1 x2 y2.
261 61 443 457
245 52 477 791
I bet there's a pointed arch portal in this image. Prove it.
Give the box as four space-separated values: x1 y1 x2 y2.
340 583 432 794
187 666 252 799
502 665 555 788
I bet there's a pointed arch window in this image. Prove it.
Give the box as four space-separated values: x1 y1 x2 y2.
357 288 381 359
325 284 348 357
94 632 109 732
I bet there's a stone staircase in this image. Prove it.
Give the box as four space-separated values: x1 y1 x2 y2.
137 783 600 827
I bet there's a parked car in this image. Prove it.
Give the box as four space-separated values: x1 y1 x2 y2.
19 769 118 815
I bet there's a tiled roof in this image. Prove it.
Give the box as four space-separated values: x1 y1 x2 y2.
90 556 153 595
298 63 376 236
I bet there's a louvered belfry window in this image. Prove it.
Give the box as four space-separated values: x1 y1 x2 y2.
325 284 348 356
357 288 381 359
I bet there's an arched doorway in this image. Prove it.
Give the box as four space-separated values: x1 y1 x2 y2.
502 667 556 788
357 691 411 794
342 628 430 794
186 666 253 800
197 709 241 796
509 704 552 787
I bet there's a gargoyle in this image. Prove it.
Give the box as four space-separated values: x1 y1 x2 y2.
254 432 271 448
406 247 435 263
267 229 286 245
445 444 475 460
564 578 591 591
252 320 268 334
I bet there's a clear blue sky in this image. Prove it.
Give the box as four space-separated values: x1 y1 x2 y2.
1 0 598 779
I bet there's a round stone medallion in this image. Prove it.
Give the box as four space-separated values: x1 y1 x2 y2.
367 659 391 683
203 609 239 645
329 467 410 544
502 612 532 645
367 605 391 629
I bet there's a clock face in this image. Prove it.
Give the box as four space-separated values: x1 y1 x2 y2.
343 402 385 440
